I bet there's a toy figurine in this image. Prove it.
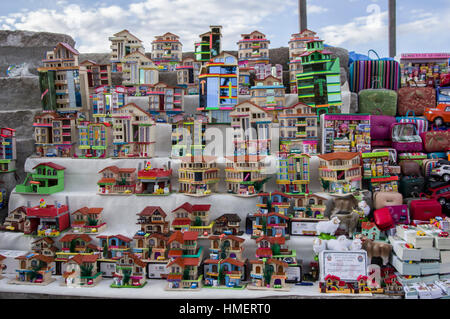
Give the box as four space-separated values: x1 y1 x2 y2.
316 217 340 239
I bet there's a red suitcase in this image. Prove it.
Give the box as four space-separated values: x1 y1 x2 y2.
386 205 410 225
410 195 444 221
374 207 395 231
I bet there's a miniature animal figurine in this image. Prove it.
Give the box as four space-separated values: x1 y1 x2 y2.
349 238 363 251
316 217 340 236
330 195 359 215
327 235 350 251
357 234 392 265
331 210 360 238
313 238 327 256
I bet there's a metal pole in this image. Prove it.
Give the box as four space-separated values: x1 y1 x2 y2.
299 0 307 32
388 0 396 57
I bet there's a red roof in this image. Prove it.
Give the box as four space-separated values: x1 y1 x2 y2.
203 259 220 264
33 162 66 171
192 204 211 212
172 202 193 214
183 231 199 241
69 254 99 265
59 234 92 243
171 218 191 226
256 248 273 257
96 234 132 243
138 206 166 218
138 168 172 178
72 207 103 215
221 258 244 267
98 166 136 174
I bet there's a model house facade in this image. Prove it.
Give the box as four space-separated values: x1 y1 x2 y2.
97 166 137 194
121 51 159 87
277 153 310 194
237 31 270 67
225 155 268 196
91 85 126 120
291 193 327 218
148 82 184 122
253 191 291 238
178 156 219 196
136 206 170 235
76 121 112 158
171 114 208 158
109 30 145 72
31 237 59 257
62 254 102 287
151 32 183 71
0 128 16 173
195 25 222 62
71 207 106 233
176 57 201 95
97 234 132 260
171 202 213 235
249 258 288 290
16 162 66 195
1 206 26 232
214 214 242 235
80 60 112 89
112 252 147 288
250 76 286 119
13 253 55 285
136 165 172 195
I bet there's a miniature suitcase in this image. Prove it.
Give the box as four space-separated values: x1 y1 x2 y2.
374 207 395 230
420 128 450 153
399 160 422 176
373 191 403 210
386 205 410 225
398 153 427 166
359 89 398 116
423 158 439 177
399 176 425 198
410 196 444 221
396 111 429 134
370 112 396 143
391 122 423 152
397 87 436 116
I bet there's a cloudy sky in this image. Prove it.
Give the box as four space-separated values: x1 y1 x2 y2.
0 0 449 57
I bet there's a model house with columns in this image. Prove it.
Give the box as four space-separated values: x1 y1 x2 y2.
225 155 269 197
151 32 182 71
195 25 223 62
0 128 16 173
109 29 145 72
276 153 310 195
178 156 219 197
171 114 208 158
147 82 184 122
250 75 286 121
237 31 270 67
176 57 201 95
120 51 159 87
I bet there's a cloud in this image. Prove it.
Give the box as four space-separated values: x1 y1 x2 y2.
309 4 329 14
0 0 297 53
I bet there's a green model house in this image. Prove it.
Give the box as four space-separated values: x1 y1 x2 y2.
16 162 66 194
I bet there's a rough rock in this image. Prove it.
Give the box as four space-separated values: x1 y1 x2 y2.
340 67 348 86
0 76 41 111
327 46 349 74
79 53 110 65
0 110 40 140
350 92 358 113
159 71 178 87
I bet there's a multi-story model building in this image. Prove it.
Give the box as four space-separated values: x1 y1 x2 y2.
296 38 342 115
136 206 170 235
111 252 147 288
91 85 126 120
317 152 362 194
133 232 170 262
76 121 113 159
195 25 222 62
16 162 66 195
62 254 102 287
57 234 97 262
225 155 268 197
213 214 242 236
230 101 273 157
97 234 132 260
238 65 252 95
248 258 289 290
171 202 214 236
24 199 70 237
278 103 319 155
178 156 219 196
11 253 55 285
171 114 208 158
254 64 283 80
0 128 17 173
111 103 156 158
97 166 137 194
198 52 239 124
80 60 112 89
71 207 106 234
207 235 245 260
250 75 286 120
31 237 59 257
290 193 328 236
121 51 159 87
136 163 172 195
1 206 26 232
176 57 201 95
151 32 183 71
109 29 145 72
277 153 310 194
38 42 90 116
147 82 184 122
237 31 270 67
33 112 77 157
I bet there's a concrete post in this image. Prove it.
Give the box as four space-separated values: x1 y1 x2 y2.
299 0 307 32
389 0 396 58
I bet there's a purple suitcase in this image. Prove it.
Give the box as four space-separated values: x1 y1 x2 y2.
386 205 409 225
370 114 396 141
391 122 423 152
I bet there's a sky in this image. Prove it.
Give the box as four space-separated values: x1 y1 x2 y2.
0 0 449 58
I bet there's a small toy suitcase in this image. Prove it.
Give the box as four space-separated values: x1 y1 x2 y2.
410 196 444 221
373 191 403 210
374 207 395 230
399 176 425 198
391 122 423 152
359 89 398 116
386 205 410 225
398 153 427 166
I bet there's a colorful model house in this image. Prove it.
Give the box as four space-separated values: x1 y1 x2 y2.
31 237 58 257
121 51 159 86
278 103 319 155
321 114 371 154
24 198 70 237
198 51 238 124
207 235 245 261
38 42 90 116
277 153 310 194
254 64 283 80
214 214 242 235
361 222 381 241
151 32 183 71
238 66 251 95
252 191 292 238
237 30 270 67
91 85 126 120
136 162 172 195
97 166 137 194
318 152 362 194
319 275 353 293
133 232 170 261
1 206 26 232
361 152 391 185
33 112 77 157
10 253 55 286
62 254 102 287
178 156 219 196
296 38 342 115
0 255 5 279
109 29 145 72
248 258 289 290
176 57 201 95
76 121 112 158
58 234 97 255
111 252 147 288
255 236 286 259
136 206 170 235
71 207 106 234
225 155 269 196
0 128 17 173
80 60 112 89
16 162 66 194
195 25 222 62
250 75 286 120
171 114 208 158
171 202 214 236
203 257 246 289
291 193 327 219
97 234 132 260
230 101 273 156
111 103 156 158
147 82 184 122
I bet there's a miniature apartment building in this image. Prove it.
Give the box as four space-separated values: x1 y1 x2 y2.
361 222 381 241
136 206 170 235
277 153 310 195
97 235 132 260
1 206 26 232
97 166 137 194
296 38 342 115
253 191 292 238
151 32 183 71
31 237 58 257
71 207 106 234
147 82 184 122
33 112 77 157
171 114 208 158
317 152 362 194
248 258 289 290
291 193 327 219
62 254 102 287
133 232 170 261
250 75 286 120
214 214 242 235
112 252 147 288
178 156 219 196
238 66 251 95
80 60 112 89
207 235 245 261
76 121 113 159
278 103 319 155
288 29 319 93
237 31 270 67
321 114 371 154
198 51 238 124
120 51 159 86
38 42 90 116
11 253 55 285
230 101 273 156
109 29 145 72
91 85 126 120
0 128 16 173
111 103 156 158
254 64 283 80
195 25 222 62
171 202 213 236
176 57 201 95
225 155 268 196
168 231 202 259
16 162 66 195
136 163 172 195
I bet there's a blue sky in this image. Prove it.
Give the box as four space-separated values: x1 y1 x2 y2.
1 0 449 58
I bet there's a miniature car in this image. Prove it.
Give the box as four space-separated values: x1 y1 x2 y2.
190 282 198 289
5 226 15 231
424 103 450 126
423 184 450 206
431 165 450 182
416 231 426 237
226 282 235 287
156 256 165 261
439 232 449 238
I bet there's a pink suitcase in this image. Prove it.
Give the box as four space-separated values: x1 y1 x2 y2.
386 205 409 225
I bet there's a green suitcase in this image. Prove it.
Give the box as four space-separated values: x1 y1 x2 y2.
358 89 398 116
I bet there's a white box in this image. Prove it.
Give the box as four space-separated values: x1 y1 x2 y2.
391 254 421 276
441 251 450 264
389 236 421 261
420 261 441 275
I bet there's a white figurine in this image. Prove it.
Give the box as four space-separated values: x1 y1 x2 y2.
327 235 350 251
349 238 363 251
313 238 327 255
316 217 341 236
359 200 371 217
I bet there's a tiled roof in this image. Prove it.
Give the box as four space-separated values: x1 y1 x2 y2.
59 234 92 243
138 206 167 218
33 162 66 171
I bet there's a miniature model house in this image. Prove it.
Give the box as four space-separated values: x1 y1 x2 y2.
237 30 270 67
151 32 183 71
214 214 242 235
58 234 97 257
97 166 137 194
207 235 245 261
176 57 201 95
171 202 213 236
250 75 286 120
31 237 58 257
195 25 222 62
361 222 381 241
136 206 170 235
62 254 102 287
16 162 66 194
11 253 55 286
277 153 310 194
178 156 219 196
24 199 70 237
136 163 172 195
76 121 113 159
1 206 27 232
80 59 112 88
255 235 287 259
203 257 246 289
0 128 17 173
147 82 184 122
120 51 159 86
111 252 147 288
91 85 126 119
109 29 145 72
225 155 268 196
71 207 106 234
133 232 170 261
291 193 327 219
317 152 362 194
97 234 132 260
248 259 289 290
171 114 208 158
